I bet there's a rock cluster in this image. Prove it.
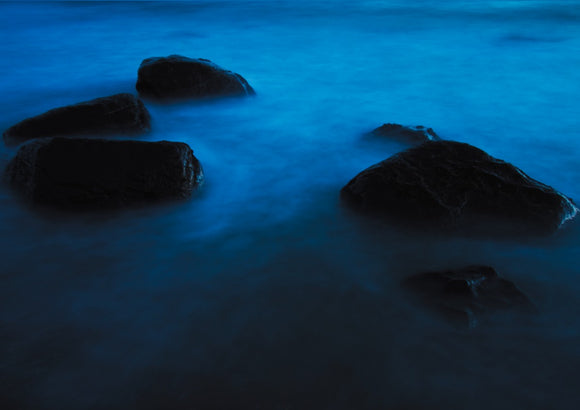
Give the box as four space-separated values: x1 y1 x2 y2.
342 138 577 326
2 52 578 329
2 55 255 208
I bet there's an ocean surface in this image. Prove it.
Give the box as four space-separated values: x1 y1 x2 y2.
1 1 580 409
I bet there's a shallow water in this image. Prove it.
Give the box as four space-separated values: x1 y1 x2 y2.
1 1 580 409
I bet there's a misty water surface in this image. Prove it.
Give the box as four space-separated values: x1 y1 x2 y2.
1 1 580 409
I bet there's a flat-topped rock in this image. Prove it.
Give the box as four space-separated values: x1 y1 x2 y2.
136 55 255 100
341 141 577 235
5 137 203 209
401 265 536 328
3 93 150 146
369 123 441 144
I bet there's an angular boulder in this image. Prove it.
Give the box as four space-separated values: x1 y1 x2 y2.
341 141 577 235
369 123 441 144
5 138 203 209
3 93 151 146
136 55 255 100
401 265 536 328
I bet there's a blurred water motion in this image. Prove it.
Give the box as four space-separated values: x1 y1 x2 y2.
1 1 580 409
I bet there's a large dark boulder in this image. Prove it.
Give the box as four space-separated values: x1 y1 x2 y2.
5 137 203 209
136 55 255 100
3 93 151 146
401 265 536 328
341 141 577 235
369 123 441 144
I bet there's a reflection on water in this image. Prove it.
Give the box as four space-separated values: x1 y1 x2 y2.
1 1 580 409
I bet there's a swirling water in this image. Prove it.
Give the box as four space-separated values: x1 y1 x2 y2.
1 1 580 409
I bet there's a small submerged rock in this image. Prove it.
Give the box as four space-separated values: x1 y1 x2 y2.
369 123 441 144
5 137 203 209
341 140 577 235
401 265 536 328
136 55 255 100
3 93 151 146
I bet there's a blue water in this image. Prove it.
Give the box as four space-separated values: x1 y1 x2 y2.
1 1 580 409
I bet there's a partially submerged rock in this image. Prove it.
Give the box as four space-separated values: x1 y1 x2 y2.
341 141 577 235
5 137 203 209
401 265 536 328
3 93 151 146
369 123 441 144
136 55 255 100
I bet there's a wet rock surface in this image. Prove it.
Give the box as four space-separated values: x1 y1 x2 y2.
5 137 203 209
401 265 536 328
341 140 577 235
369 123 441 144
136 55 255 100
3 93 151 146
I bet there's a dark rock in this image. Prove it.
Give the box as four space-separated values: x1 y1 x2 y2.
5 137 203 209
136 55 255 100
401 265 536 327
341 141 577 235
3 93 151 146
369 123 441 144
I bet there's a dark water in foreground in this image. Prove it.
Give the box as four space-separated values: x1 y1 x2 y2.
1 1 580 409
